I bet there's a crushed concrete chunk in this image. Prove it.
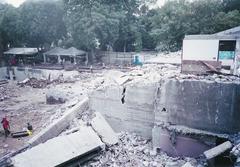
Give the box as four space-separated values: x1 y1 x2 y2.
91 112 118 145
204 141 232 160
12 126 104 167
182 162 194 167
46 89 67 104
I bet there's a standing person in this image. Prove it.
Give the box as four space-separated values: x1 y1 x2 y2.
1 116 10 138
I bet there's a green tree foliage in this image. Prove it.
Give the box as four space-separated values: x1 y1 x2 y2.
0 4 21 49
19 1 67 48
150 0 240 52
1 0 240 55
63 0 122 51
223 0 240 12
63 0 153 52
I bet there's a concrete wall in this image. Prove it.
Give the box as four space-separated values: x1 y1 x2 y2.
0 67 79 81
0 67 7 80
156 79 240 134
89 79 240 138
90 84 157 138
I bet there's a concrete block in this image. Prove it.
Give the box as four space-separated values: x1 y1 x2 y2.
204 141 232 160
12 127 104 167
28 97 89 146
91 112 118 145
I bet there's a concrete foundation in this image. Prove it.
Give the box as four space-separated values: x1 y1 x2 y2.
89 78 240 156
156 79 240 133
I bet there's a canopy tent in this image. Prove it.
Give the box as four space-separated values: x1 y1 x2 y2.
4 48 38 55
4 48 39 66
43 47 66 56
43 47 87 64
61 47 86 57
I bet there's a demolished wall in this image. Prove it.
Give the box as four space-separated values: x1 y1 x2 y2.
0 67 79 81
156 79 240 133
90 83 156 139
90 78 240 138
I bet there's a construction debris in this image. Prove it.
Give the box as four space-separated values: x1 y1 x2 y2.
203 141 232 160
11 127 105 167
18 78 50 88
0 80 8 86
181 162 194 167
46 89 67 104
91 112 118 146
83 132 198 167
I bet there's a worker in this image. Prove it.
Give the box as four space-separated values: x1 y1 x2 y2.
27 123 33 136
1 116 10 138
27 123 33 131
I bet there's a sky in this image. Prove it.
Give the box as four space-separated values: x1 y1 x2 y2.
5 0 167 8
5 0 26 7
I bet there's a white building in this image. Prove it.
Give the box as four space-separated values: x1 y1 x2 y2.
182 26 240 75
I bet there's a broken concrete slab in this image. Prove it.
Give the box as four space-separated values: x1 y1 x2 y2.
204 141 232 160
46 89 67 104
11 126 104 167
28 97 89 146
181 162 194 167
91 112 118 145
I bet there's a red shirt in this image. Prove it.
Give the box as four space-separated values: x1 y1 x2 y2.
2 118 9 129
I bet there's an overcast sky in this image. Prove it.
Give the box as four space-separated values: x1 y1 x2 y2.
5 0 167 8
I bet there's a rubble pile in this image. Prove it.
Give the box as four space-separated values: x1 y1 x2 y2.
84 132 198 167
0 86 10 102
0 84 16 102
46 89 67 104
95 64 240 88
17 77 77 89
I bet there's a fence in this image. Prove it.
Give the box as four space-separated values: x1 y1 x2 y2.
98 51 157 65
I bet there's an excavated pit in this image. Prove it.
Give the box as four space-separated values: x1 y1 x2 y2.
89 78 240 158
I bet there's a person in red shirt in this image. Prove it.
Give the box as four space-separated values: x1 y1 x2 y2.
1 116 10 138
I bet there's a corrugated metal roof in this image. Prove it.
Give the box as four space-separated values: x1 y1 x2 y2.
11 127 104 167
184 34 240 40
215 26 240 36
4 48 38 55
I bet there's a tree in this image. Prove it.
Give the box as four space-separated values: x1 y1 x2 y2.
0 4 22 49
223 0 240 12
19 1 67 48
213 10 240 32
63 0 121 51
149 0 240 52
64 0 152 52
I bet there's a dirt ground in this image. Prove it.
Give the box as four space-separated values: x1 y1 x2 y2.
0 71 104 158
0 82 59 157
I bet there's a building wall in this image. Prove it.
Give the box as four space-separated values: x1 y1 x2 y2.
183 39 219 61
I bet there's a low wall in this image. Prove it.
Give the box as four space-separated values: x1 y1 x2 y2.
89 79 240 139
0 66 79 81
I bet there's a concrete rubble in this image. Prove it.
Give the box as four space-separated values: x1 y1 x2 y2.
203 141 232 160
1 57 240 166
91 112 118 146
46 89 67 104
11 127 105 167
83 132 198 167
